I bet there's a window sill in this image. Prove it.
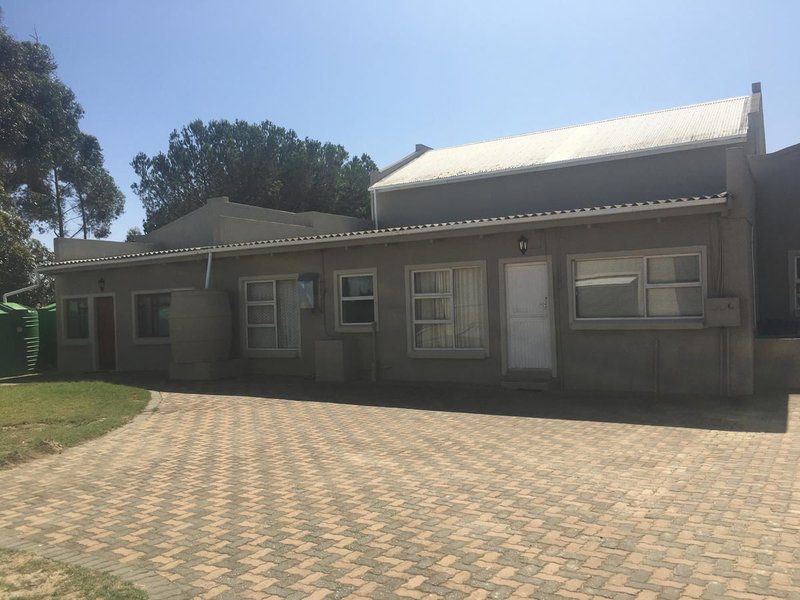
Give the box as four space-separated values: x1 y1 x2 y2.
408 348 489 359
244 348 301 359
570 318 705 331
133 337 171 345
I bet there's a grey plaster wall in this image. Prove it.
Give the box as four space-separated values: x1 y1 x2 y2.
54 238 157 261
374 146 731 227
750 144 800 335
54 208 755 395
141 198 368 249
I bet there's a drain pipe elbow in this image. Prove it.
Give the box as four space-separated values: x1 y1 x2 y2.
2 282 41 303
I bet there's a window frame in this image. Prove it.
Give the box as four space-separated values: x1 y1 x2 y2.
334 268 378 333
62 295 91 344
404 260 489 359
790 250 800 317
131 288 189 345
567 246 707 330
239 274 301 358
131 290 174 344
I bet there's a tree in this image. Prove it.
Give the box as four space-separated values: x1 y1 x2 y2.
125 226 142 241
132 119 377 232
0 202 53 306
63 133 124 239
0 15 122 239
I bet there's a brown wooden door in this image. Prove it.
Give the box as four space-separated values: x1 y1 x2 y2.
95 296 116 370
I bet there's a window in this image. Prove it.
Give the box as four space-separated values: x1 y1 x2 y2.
64 297 89 339
409 264 486 351
135 292 171 338
244 279 299 350
337 271 376 328
572 252 703 321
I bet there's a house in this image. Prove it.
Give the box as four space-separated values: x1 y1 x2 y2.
41 83 800 394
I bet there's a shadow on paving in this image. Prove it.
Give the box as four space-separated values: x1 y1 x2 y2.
2 371 789 433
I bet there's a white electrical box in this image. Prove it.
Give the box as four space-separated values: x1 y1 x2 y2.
705 297 740 327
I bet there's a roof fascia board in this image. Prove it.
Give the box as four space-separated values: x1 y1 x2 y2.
40 196 727 274
369 135 747 193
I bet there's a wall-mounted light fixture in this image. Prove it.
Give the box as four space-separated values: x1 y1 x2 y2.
297 273 319 310
517 235 528 255
98 277 106 292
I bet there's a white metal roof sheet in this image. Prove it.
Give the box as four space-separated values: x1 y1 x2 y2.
371 96 751 191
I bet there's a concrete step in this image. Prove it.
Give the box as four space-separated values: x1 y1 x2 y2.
500 378 559 392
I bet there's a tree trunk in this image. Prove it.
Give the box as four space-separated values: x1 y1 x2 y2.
79 191 88 239
53 166 64 238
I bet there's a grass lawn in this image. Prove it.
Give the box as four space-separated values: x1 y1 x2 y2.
0 380 150 467
0 548 147 599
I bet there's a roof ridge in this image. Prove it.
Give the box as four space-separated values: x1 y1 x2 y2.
422 96 751 155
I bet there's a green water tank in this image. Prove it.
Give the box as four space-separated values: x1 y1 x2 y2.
0 302 40 377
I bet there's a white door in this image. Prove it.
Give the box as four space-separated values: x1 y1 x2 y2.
505 262 552 370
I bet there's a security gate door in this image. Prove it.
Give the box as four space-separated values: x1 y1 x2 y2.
505 262 552 370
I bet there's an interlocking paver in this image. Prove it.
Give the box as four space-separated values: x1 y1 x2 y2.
0 380 798 599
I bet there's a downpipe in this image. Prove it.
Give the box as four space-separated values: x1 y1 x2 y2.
3 282 41 303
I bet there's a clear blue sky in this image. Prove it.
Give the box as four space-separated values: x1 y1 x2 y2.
4 0 799 246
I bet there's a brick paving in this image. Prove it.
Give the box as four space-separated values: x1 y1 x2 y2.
0 380 799 599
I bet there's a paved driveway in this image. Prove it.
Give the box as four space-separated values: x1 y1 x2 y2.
0 380 798 599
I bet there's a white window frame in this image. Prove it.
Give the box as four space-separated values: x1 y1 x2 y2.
790 250 800 317
131 288 190 345
334 268 378 333
568 246 707 330
239 274 301 358
404 260 489 359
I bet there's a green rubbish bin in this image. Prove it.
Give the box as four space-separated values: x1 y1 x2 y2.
36 303 56 371
0 302 40 377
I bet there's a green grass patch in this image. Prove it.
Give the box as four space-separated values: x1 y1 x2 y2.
0 381 149 467
0 547 148 599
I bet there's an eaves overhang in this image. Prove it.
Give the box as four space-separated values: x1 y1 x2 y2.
40 193 728 274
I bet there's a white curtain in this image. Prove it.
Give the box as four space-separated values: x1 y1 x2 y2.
414 270 452 349
453 267 483 348
276 279 299 349
415 324 453 348
413 267 483 350
413 270 450 294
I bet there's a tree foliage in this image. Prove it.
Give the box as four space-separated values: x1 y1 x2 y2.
63 133 125 238
132 119 376 232
0 199 53 306
125 226 142 241
0 14 123 239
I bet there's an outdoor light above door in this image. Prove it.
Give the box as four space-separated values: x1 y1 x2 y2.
518 235 528 255
98 277 106 292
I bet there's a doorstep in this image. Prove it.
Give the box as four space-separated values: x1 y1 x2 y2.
501 369 559 391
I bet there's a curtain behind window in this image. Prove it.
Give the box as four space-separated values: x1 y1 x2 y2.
453 267 483 348
276 279 299 348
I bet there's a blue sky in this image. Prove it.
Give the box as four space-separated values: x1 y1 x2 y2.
4 0 799 246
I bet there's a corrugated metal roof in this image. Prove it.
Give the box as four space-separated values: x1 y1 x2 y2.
41 193 727 272
371 96 751 191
